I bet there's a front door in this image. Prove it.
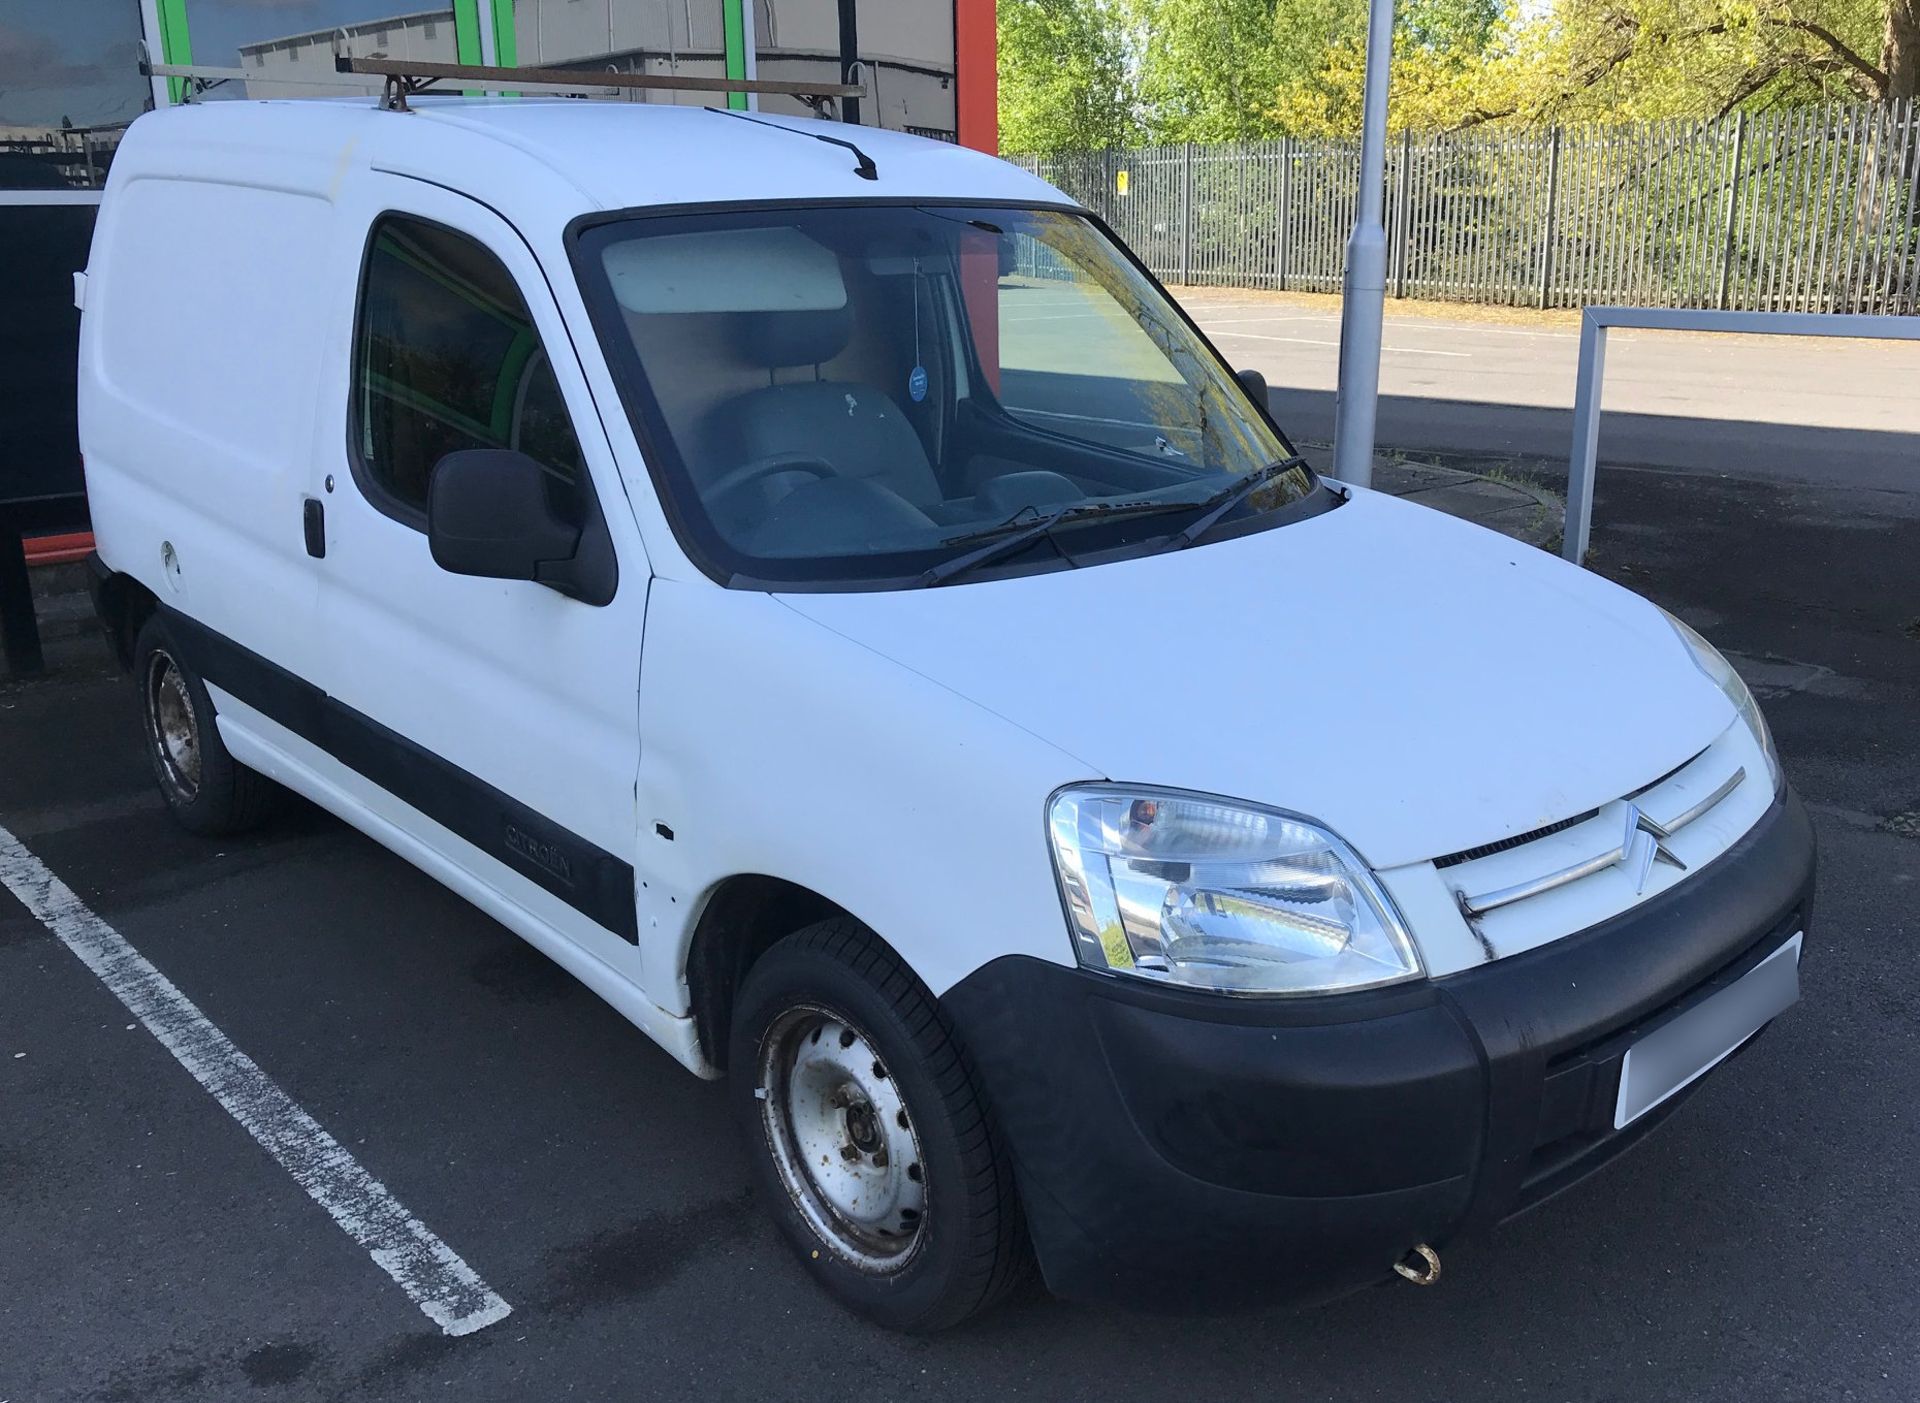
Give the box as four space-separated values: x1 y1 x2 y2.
308 172 650 978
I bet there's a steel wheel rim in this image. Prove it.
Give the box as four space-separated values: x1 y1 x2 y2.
143 650 201 800
757 1004 928 1273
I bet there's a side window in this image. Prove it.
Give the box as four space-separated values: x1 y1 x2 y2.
997 234 1189 391
990 230 1204 461
352 215 584 522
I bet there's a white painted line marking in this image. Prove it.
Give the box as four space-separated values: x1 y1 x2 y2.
997 310 1115 324
0 825 512 1338
1211 330 1472 358
1190 309 1580 339
1192 315 1335 326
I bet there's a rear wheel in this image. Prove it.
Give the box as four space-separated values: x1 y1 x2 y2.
729 918 1031 1331
133 614 280 836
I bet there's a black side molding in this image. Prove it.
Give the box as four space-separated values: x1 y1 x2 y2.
162 605 638 943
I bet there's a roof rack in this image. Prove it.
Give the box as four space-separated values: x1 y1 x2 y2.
333 55 865 114
141 56 385 101
137 48 865 115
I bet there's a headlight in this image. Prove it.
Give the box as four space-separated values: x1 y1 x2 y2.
1046 786 1422 995
1662 610 1782 792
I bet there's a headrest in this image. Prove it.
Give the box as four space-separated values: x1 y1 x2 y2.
733 305 854 369
599 225 854 368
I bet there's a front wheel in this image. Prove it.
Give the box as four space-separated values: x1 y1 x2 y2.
729 919 1031 1331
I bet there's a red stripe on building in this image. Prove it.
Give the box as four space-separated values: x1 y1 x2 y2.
955 0 996 155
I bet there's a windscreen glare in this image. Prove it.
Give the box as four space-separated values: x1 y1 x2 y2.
575 205 1313 586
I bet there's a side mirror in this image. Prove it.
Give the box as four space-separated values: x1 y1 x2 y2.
427 449 615 606
1235 367 1270 408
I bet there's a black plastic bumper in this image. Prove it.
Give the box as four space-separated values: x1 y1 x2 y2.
941 788 1816 1312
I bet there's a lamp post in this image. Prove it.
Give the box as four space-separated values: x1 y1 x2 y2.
1331 0 1395 489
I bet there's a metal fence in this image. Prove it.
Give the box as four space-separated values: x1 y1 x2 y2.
1015 101 1920 315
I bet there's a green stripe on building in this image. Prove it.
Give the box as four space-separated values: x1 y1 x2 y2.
156 0 194 105
452 0 484 66
722 0 748 112
490 0 518 68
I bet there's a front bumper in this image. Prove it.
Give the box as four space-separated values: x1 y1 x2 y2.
941 788 1816 1312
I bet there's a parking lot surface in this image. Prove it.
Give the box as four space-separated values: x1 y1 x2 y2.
1182 291 1920 490
3 459 1917 1401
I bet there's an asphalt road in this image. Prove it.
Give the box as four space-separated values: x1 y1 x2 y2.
2 464 1917 1400
1179 291 1920 494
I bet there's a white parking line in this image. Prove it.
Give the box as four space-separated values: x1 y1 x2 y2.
0 825 513 1338
1187 307 1581 340
1210 329 1472 358
1192 315 1335 326
998 310 1113 323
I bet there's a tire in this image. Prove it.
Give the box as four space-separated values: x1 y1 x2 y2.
729 918 1032 1331
133 613 280 837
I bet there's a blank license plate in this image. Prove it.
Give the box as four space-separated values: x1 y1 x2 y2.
1614 932 1802 1129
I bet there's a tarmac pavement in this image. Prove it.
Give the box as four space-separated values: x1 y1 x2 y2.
1 453 1915 1401
1181 289 1920 495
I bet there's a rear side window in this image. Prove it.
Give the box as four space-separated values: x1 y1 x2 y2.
351 215 583 523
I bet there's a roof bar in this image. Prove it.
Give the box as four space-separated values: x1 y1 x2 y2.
141 59 391 99
332 55 865 113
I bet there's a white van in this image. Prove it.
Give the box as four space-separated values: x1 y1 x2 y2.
79 96 1813 1331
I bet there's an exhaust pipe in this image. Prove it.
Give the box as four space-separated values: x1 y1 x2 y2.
1393 1243 1442 1286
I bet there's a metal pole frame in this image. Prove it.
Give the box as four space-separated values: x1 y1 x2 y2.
1179 142 1194 285
0 518 43 678
1564 305 1920 564
1716 110 1749 310
1332 0 1396 488
1537 126 1563 309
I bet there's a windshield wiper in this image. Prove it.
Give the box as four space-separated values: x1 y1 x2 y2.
922 476 1303 586
1164 456 1308 550
921 507 1073 586
923 499 1179 585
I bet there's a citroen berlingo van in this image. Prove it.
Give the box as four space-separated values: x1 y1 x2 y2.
79 94 1813 1331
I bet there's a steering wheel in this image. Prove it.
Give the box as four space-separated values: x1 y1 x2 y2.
704 452 837 507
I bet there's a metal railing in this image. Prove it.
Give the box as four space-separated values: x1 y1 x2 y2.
0 124 127 193
1016 101 1920 315
1564 307 1920 563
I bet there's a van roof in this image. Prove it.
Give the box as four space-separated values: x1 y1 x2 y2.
113 98 1070 230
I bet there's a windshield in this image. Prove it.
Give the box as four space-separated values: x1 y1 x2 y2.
572 204 1321 588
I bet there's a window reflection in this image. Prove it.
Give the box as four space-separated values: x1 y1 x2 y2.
238 9 457 97
354 215 583 521
182 1 957 135
0 2 147 190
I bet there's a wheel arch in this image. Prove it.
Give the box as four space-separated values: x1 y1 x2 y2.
87 559 157 671
684 873 851 1072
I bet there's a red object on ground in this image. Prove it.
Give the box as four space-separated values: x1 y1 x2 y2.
24 532 94 567
955 0 997 155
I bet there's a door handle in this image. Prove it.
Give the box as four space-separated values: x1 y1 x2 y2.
302 498 326 559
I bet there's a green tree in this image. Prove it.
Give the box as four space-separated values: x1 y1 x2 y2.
1263 0 1909 134
1477 0 1903 126
1129 0 1293 142
998 0 1140 154
1266 0 1508 135
999 0 1915 149
1129 0 1505 141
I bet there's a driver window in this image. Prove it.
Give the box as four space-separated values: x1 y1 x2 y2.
352 215 584 524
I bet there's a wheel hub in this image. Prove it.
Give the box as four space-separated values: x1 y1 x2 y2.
144 651 201 799
759 1007 927 1272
